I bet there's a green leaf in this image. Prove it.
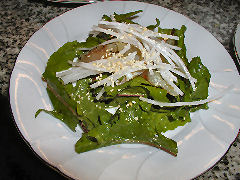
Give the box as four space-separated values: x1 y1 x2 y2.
39 37 106 132
80 36 106 48
35 109 81 131
35 109 63 119
142 108 190 133
118 86 147 96
104 76 150 97
74 78 112 128
102 14 112 22
75 101 178 156
42 41 84 131
102 10 143 24
75 116 178 156
175 25 188 65
147 18 160 31
143 85 169 102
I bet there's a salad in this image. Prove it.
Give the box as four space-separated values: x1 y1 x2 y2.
36 10 211 156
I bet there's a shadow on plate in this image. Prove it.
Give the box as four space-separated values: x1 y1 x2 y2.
28 0 87 8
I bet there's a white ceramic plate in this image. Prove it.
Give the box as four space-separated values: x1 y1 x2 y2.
10 1 240 180
234 23 240 62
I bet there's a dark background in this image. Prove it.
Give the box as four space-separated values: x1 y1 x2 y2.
0 94 68 180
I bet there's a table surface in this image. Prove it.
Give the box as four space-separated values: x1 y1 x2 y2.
0 0 239 179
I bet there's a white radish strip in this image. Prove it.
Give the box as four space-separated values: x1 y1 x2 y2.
156 47 175 66
98 21 129 29
99 21 179 40
77 48 92 51
167 80 183 96
92 26 119 38
90 64 146 88
160 71 183 96
60 69 101 83
78 63 110 72
168 47 188 69
125 71 143 81
149 65 170 71
122 33 145 50
56 68 73 77
119 43 131 55
148 47 157 57
71 59 109 68
99 38 119 46
96 87 105 100
68 61 81 67
163 70 178 82
139 85 233 106
164 43 181 51
90 76 114 88
123 51 137 61
151 51 162 64
56 67 87 77
154 33 179 40
132 25 179 40
148 71 179 96
149 68 154 75
169 68 187 79
168 48 196 90
101 32 142 51
61 70 101 84
142 41 151 52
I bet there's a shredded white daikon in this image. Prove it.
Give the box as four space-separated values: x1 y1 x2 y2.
56 19 198 97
